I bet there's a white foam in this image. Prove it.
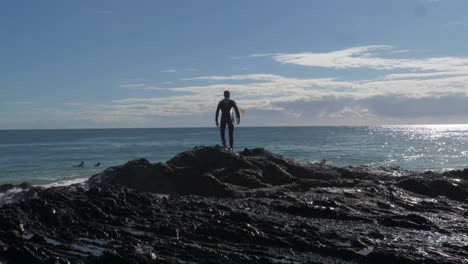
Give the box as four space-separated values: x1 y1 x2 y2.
2 187 23 194
0 187 28 205
37 177 88 188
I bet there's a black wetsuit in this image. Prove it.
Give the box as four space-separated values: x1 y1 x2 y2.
215 98 240 148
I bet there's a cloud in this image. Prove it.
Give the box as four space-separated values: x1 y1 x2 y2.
248 53 277 58
363 94 468 117
2 101 32 105
188 74 286 82
160 69 177 73
269 46 468 74
118 81 170 91
383 71 464 80
391 49 411 54
119 83 146 88
231 53 276 59
244 46 468 80
110 57 468 121
64 102 84 106
276 94 468 119
14 45 468 128
75 61 468 124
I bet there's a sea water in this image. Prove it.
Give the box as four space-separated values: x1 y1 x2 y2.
1 125 468 185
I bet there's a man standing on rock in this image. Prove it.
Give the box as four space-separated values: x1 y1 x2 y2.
215 90 240 150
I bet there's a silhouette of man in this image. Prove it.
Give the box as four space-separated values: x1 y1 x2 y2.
215 90 240 149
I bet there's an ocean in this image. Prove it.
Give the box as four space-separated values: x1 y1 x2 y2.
1 125 468 185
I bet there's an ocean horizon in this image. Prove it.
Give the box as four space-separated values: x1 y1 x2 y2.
1 125 468 185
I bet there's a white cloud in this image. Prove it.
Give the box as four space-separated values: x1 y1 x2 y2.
391 49 411 54
2 101 32 105
231 53 276 59
17 45 468 128
160 69 177 73
270 46 468 74
111 51 468 120
64 102 84 106
120 83 146 88
104 49 468 124
383 71 464 80
248 53 277 58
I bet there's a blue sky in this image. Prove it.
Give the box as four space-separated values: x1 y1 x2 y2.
2 0 468 128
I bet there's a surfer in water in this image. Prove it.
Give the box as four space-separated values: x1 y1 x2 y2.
73 161 84 168
215 90 240 150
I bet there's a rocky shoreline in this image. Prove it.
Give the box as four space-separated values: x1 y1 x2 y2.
1 146 468 263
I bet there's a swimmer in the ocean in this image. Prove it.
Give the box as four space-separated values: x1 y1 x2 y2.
73 161 84 168
94 161 101 167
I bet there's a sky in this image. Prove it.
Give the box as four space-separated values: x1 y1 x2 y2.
2 0 468 129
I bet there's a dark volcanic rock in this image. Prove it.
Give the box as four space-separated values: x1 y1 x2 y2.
261 163 295 185
89 146 343 196
218 169 268 189
2 146 468 263
0 182 31 193
0 184 14 192
396 178 435 197
89 157 232 197
397 177 468 203
428 179 468 202
168 145 254 170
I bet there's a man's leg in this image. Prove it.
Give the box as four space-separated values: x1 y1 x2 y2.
228 122 234 149
220 121 227 147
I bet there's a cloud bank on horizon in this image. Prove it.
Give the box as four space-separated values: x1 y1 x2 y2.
5 45 468 128
86 45 468 127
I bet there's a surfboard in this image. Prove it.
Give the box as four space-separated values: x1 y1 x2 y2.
230 107 244 125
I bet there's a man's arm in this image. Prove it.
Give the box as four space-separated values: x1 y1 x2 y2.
215 102 221 127
233 101 240 125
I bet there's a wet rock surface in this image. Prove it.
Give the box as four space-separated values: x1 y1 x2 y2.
1 146 468 263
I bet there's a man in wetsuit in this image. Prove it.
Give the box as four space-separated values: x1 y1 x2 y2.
215 90 240 149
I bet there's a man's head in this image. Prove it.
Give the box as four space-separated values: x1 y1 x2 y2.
224 90 230 99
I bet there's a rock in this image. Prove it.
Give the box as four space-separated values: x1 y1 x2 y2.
262 163 295 185
395 178 435 197
1 146 468 263
218 170 268 189
18 182 32 189
167 146 247 170
0 184 14 192
428 179 468 202
396 178 468 203
379 214 435 230
443 168 468 179
0 182 32 193
89 146 336 196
